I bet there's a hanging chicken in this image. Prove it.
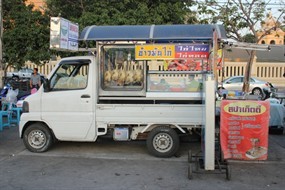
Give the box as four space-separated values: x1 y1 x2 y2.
133 61 143 84
125 61 134 85
104 59 112 85
111 63 119 83
117 61 127 86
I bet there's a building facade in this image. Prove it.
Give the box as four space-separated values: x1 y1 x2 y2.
257 13 285 45
26 0 45 11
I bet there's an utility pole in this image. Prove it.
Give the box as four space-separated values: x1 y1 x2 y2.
0 0 3 88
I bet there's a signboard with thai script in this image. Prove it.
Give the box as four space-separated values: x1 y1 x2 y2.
220 100 270 160
50 17 79 51
175 44 209 59
135 44 209 60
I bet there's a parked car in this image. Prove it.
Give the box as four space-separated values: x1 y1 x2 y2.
218 76 277 99
6 68 45 80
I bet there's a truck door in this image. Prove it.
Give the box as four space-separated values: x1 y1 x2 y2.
41 59 94 141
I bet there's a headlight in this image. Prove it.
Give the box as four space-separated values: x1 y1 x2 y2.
22 101 29 113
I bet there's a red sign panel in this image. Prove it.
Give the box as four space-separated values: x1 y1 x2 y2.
220 100 270 160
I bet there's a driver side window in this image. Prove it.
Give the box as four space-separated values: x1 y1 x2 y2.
50 62 89 91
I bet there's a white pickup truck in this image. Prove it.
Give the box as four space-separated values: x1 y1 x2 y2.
19 24 223 159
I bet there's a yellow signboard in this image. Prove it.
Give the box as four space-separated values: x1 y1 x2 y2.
135 45 175 60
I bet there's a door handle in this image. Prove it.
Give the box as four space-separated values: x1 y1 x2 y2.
81 94 90 98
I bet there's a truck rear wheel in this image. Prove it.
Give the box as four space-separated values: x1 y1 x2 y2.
146 126 180 158
23 123 53 153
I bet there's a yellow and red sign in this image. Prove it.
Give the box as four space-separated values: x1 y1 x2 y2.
220 100 270 160
135 44 209 60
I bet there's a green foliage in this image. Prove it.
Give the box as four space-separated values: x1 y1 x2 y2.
196 0 284 43
3 0 50 70
196 0 284 92
3 0 198 68
45 0 197 57
242 34 256 43
46 0 196 27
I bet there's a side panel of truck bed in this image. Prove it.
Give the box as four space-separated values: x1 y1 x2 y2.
96 104 204 126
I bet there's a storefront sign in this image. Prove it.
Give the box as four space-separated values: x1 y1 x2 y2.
135 44 209 60
135 45 175 59
220 100 270 160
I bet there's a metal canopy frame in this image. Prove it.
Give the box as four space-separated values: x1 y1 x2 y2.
79 24 227 42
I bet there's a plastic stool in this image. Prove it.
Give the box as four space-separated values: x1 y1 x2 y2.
9 107 22 125
0 111 11 131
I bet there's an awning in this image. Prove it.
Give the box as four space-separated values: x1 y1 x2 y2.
79 24 227 42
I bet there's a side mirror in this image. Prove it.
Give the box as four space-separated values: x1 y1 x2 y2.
226 81 231 84
43 78 50 92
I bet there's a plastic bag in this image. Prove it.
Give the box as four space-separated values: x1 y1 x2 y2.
265 98 280 104
6 88 19 104
31 88 37 94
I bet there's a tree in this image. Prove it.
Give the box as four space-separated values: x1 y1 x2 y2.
3 0 50 73
45 0 197 57
197 0 285 93
46 0 197 27
242 33 256 43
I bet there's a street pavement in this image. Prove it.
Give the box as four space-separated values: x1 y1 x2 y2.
0 126 285 190
0 87 284 190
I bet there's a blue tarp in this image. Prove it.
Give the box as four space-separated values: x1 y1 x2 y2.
79 24 227 42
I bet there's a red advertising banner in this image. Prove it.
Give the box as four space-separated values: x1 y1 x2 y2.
220 100 270 160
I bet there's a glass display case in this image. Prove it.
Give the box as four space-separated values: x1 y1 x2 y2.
98 43 208 100
146 60 205 100
99 45 146 96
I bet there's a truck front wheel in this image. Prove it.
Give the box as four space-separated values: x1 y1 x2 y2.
146 126 180 158
23 123 53 153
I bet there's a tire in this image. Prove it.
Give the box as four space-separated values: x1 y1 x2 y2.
146 126 180 158
23 123 53 153
252 88 263 99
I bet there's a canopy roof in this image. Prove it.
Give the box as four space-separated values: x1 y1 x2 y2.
79 24 227 42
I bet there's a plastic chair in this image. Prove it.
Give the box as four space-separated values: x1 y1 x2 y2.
9 105 22 125
0 110 11 131
1 102 22 126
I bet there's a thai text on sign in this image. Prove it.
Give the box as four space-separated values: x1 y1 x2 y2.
220 100 270 161
135 44 209 60
175 44 209 59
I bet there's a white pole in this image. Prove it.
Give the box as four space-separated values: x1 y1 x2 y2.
204 74 216 170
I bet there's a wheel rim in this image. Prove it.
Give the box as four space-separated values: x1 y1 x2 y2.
28 130 46 149
253 88 262 96
152 133 173 153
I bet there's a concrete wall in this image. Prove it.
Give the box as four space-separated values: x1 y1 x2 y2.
218 62 285 87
